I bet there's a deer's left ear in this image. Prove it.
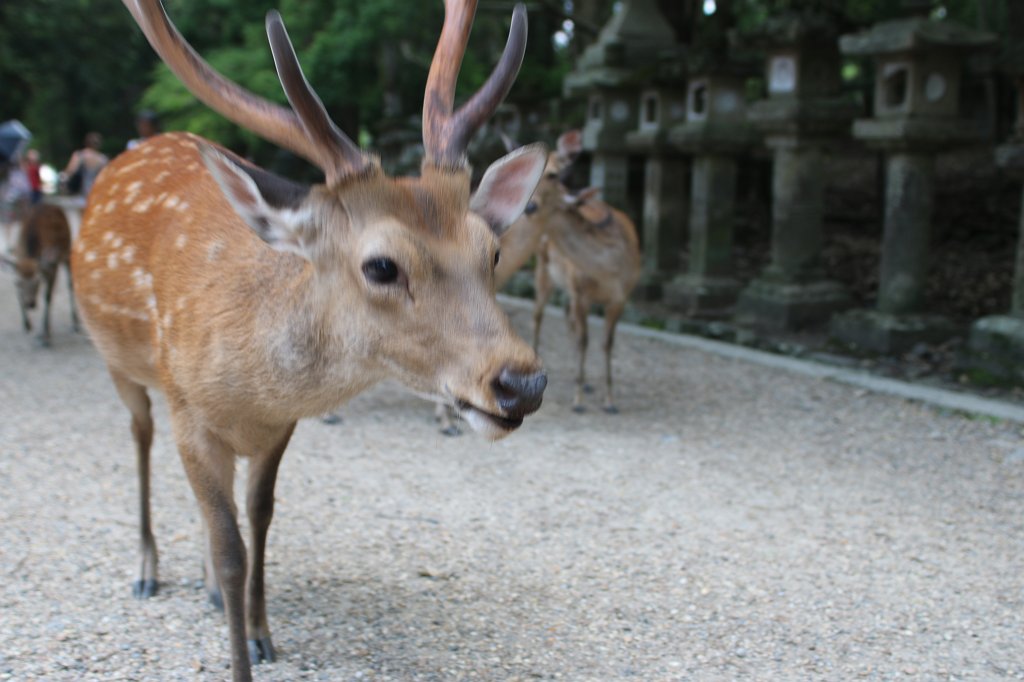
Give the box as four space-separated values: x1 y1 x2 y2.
470 143 547 237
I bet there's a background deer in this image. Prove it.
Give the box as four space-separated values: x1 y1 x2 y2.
1 203 78 346
72 1 547 680
495 131 640 413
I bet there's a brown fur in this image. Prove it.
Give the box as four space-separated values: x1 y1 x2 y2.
73 131 545 679
496 158 641 413
3 204 78 344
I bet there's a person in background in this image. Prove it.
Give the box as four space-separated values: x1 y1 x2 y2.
22 149 42 204
127 110 161 150
62 132 109 205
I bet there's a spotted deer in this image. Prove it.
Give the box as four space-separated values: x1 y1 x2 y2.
72 1 547 679
1 203 79 346
495 131 640 413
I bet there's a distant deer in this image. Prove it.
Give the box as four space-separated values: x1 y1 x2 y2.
72 1 547 680
496 131 640 413
1 203 79 346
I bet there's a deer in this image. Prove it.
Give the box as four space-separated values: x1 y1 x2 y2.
1 203 79 346
71 1 548 680
494 131 641 414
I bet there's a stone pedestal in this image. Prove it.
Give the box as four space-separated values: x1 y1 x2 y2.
737 141 849 329
831 152 956 352
664 155 741 313
966 164 1024 383
637 155 688 299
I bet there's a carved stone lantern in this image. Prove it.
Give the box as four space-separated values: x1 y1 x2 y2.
564 0 679 219
625 70 688 299
662 53 756 315
735 10 858 331
831 13 996 353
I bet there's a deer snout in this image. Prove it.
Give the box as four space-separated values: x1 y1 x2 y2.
492 367 547 417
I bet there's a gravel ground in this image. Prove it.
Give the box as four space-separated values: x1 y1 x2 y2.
1 270 1023 682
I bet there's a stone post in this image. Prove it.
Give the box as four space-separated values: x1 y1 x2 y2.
830 15 995 354
638 155 688 298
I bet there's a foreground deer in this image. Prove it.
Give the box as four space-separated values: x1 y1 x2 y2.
1 203 79 346
494 132 640 413
72 1 547 679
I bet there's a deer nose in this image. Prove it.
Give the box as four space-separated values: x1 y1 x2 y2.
492 367 547 417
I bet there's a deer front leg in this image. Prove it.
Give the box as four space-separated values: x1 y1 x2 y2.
244 423 295 665
110 372 158 598
435 403 461 436
568 291 589 413
177 429 252 682
532 248 552 352
35 269 55 347
65 261 80 332
601 300 625 414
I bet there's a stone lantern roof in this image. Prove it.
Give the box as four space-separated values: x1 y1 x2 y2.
840 16 996 57
564 0 684 96
743 10 841 49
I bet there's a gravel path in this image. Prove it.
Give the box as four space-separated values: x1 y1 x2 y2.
1 272 1023 681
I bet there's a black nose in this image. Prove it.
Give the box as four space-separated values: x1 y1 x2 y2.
493 367 547 417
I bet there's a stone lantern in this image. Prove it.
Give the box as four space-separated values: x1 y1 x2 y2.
662 54 756 315
831 12 996 353
564 0 680 218
625 72 688 299
735 10 858 330
966 5 1024 384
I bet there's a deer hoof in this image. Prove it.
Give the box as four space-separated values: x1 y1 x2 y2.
207 588 224 612
440 424 462 437
582 383 595 394
319 411 343 425
34 335 51 349
132 579 159 599
248 637 276 664
602 404 619 415
571 404 586 414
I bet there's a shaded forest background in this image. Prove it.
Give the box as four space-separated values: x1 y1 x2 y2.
0 0 1003 173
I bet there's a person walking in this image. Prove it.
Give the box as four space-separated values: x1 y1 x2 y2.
62 132 108 206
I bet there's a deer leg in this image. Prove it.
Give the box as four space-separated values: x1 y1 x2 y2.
569 291 589 413
601 301 625 414
176 429 252 682
244 423 295 665
435 403 461 436
201 517 223 611
65 261 81 332
110 371 158 599
36 271 55 347
532 250 552 352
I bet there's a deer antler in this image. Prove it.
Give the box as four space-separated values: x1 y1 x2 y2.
423 0 528 169
124 1 368 184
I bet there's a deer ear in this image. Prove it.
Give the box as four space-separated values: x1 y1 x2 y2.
198 144 313 259
470 143 547 237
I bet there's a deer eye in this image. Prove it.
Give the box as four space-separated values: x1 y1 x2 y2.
493 249 501 268
362 257 400 285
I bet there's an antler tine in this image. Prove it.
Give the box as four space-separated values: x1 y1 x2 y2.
124 1 365 182
265 12 369 183
423 1 528 169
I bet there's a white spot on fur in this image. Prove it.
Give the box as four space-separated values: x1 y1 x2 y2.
154 171 171 183
174 296 186 312
176 202 190 213
164 196 180 210
74 241 85 253
107 253 118 269
90 271 101 281
132 197 155 213
207 240 224 262
121 245 136 263
174 233 187 250
111 236 124 249
101 232 113 244
84 250 97 263
104 201 118 214
125 181 144 203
